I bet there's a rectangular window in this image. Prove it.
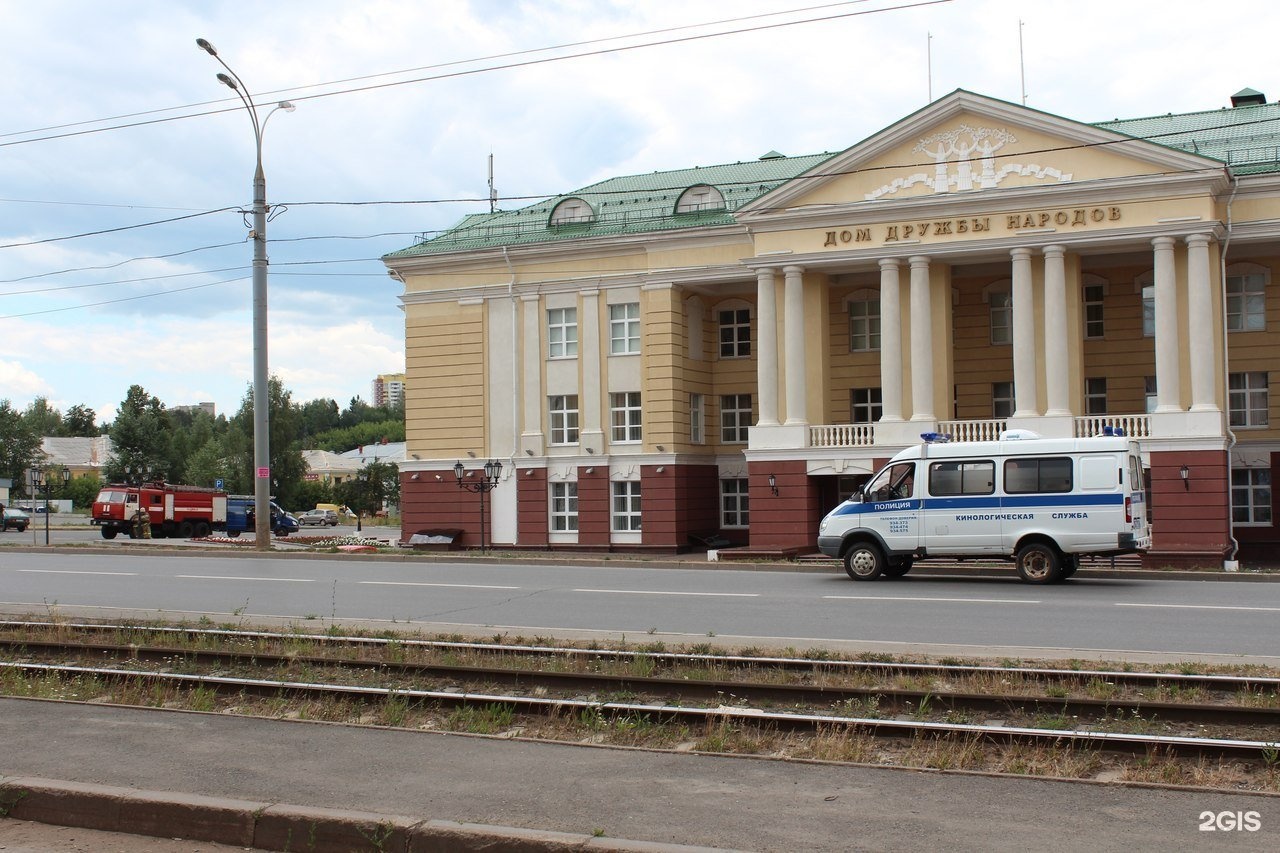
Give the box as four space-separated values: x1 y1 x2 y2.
609 302 641 355
990 291 1012 345
1004 457 1073 494
1085 377 1107 415
690 393 705 444
720 394 752 443
550 482 578 532
1226 272 1266 332
610 391 642 443
1232 468 1272 525
718 308 751 358
850 387 882 424
1083 283 1105 339
992 381 1014 419
1144 376 1157 414
611 481 642 532
1142 285 1155 338
547 307 578 358
1229 371 1269 428
721 478 749 528
848 300 880 351
928 460 995 496
548 395 579 445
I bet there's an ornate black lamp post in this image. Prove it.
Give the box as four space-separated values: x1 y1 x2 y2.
27 467 70 546
454 459 502 552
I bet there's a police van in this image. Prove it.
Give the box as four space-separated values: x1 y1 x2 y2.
816 429 1150 584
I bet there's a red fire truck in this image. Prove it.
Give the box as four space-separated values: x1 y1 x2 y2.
92 482 228 540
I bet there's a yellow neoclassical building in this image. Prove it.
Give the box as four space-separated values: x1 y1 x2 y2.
384 88 1280 567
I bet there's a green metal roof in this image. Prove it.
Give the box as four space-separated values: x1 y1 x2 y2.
388 95 1280 260
1093 101 1280 175
384 152 836 259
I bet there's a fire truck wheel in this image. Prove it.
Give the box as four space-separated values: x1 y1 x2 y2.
178 520 195 539
194 521 211 538
101 528 117 540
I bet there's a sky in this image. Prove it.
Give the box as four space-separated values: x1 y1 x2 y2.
2 0 1275 425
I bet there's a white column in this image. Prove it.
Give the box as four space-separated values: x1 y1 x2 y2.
1186 234 1217 411
520 294 544 448
1152 236 1181 413
1042 245 1070 416
783 265 809 426
580 289 602 438
878 259 903 422
755 268 779 426
1011 247 1038 417
908 256 935 421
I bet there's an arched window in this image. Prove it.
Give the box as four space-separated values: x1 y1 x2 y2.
675 184 726 214
548 197 595 226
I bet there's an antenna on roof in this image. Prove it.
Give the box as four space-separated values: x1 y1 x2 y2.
488 152 498 214
1018 20 1027 105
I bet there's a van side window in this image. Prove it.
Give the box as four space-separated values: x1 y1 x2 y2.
1004 457 1073 493
929 460 995 496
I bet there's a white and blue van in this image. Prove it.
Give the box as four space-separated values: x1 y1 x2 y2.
817 429 1151 583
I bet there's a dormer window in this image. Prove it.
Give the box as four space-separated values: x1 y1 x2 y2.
549 197 595 226
675 184 725 214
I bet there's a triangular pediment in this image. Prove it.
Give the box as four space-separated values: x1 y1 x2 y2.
739 90 1222 216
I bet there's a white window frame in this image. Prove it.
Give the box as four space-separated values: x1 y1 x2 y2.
985 283 1012 346
1083 281 1106 340
547 307 578 359
1226 266 1267 332
675 184 725 213
1229 371 1269 428
847 293 880 352
718 307 752 359
1232 468 1272 525
550 481 579 532
611 481 642 532
1085 377 1107 415
721 478 749 528
609 302 641 355
610 392 642 443
1141 281 1155 338
992 381 1014 419
850 387 882 424
1144 376 1158 414
548 395 580 446
720 394 752 444
690 393 705 444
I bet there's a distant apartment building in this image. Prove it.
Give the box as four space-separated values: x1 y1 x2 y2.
172 402 216 417
372 373 406 409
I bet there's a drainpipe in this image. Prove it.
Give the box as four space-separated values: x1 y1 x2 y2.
503 245 519 469
1220 167 1240 569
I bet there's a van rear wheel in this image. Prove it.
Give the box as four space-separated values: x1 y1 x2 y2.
844 543 885 581
883 558 913 578
1016 542 1061 584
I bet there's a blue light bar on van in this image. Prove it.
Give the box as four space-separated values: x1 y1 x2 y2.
1100 426 1126 437
920 432 952 443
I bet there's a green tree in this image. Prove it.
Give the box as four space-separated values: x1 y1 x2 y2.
183 436 230 489
63 474 103 512
105 385 171 481
228 377 307 507
0 400 44 498
60 404 101 437
22 397 62 437
299 398 341 444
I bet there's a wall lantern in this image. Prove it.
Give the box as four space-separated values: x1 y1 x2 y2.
768 473 779 496
1179 465 1190 489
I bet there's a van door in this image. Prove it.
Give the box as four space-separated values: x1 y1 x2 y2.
924 458 1000 555
860 462 920 558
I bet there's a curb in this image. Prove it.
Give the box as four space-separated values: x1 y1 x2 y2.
0 776 737 852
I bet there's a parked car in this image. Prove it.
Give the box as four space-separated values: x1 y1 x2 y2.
298 509 339 527
2 508 31 532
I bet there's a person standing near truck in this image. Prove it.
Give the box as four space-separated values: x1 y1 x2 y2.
132 505 152 539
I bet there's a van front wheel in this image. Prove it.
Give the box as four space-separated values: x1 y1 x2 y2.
1016 542 1061 584
844 543 885 581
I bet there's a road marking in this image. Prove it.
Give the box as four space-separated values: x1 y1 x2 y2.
824 595 1040 604
18 569 139 576
358 581 519 590
1116 603 1280 613
175 575 314 583
573 588 759 597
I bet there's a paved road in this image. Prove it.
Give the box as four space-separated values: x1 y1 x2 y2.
2 549 1279 664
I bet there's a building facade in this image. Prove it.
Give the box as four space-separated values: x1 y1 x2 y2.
372 373 406 409
384 89 1280 567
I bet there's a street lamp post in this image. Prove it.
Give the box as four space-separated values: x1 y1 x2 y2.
197 37 294 551
356 470 366 533
27 467 70 546
454 459 502 553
